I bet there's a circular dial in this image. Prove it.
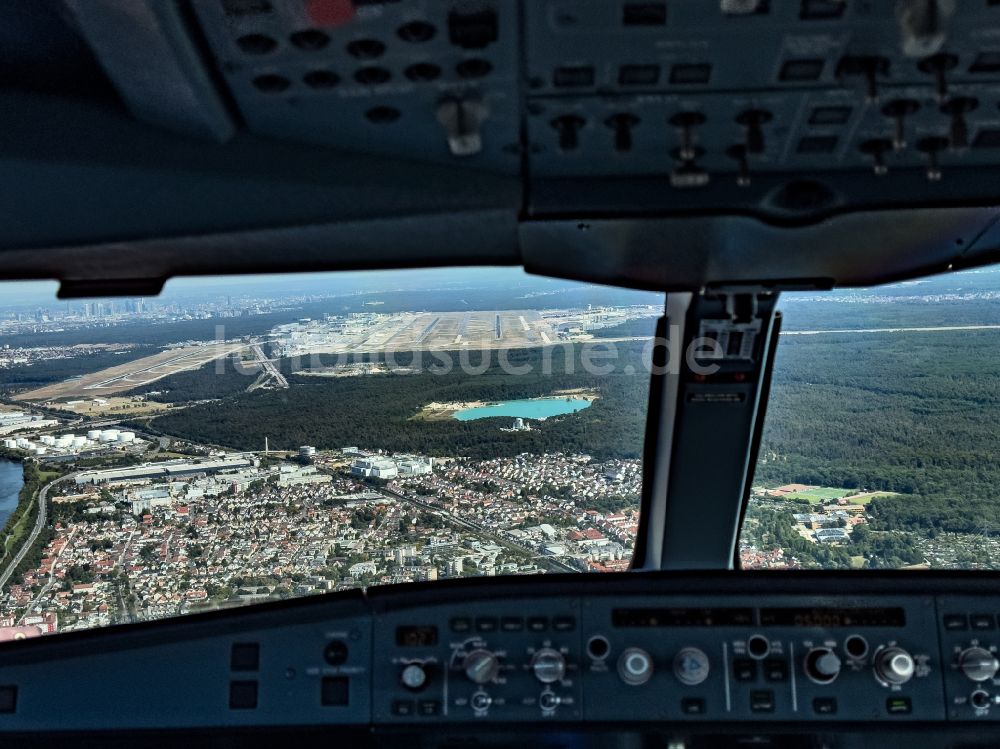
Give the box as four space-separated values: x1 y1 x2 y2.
673 647 710 686
804 647 842 684
470 691 492 711
617 647 654 686
531 648 567 684
960 647 999 683
539 691 561 711
875 647 915 685
463 649 500 685
971 689 992 710
400 663 428 691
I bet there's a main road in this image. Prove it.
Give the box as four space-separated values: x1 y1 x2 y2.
0 472 78 591
381 486 578 574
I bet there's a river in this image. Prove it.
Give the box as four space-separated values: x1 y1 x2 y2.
0 459 24 528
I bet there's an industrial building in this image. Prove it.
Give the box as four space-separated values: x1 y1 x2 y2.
350 457 398 479
75 456 254 485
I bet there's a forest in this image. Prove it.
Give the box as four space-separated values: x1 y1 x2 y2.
132 341 655 460
756 325 1000 536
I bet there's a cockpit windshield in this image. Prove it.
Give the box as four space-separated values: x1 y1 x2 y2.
0 269 661 637
742 266 1000 570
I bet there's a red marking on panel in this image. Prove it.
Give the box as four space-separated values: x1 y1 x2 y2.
306 0 355 27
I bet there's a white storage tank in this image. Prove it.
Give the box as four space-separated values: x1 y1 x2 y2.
55 435 74 447
87 429 102 440
3 439 17 449
15 438 30 448
99 429 120 443
33 446 47 456
117 432 136 443
72 436 88 448
40 435 56 446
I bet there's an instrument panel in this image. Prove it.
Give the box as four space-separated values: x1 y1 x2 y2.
4 572 1000 741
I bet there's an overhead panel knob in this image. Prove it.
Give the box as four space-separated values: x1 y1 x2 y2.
436 97 489 157
804 647 842 684
531 648 567 684
670 111 707 162
896 0 955 58
882 99 920 151
463 648 500 685
916 136 949 181
836 56 890 102
859 138 893 176
875 646 916 685
960 647 999 683
726 144 751 186
606 112 639 152
551 114 586 152
617 647 654 686
673 647 710 686
941 96 978 150
401 663 428 691
736 109 772 155
918 52 959 102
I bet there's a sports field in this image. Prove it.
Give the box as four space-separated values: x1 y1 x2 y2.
784 487 855 501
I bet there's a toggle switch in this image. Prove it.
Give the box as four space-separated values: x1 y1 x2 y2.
736 109 772 154
859 138 893 176
941 96 977 150
916 135 949 181
436 97 489 156
606 113 640 152
669 146 709 188
725 144 751 187
881 99 920 151
670 111 707 162
836 56 890 102
550 114 586 152
918 52 959 102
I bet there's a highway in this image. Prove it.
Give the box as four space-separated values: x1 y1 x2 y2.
0 472 78 591
782 324 1000 336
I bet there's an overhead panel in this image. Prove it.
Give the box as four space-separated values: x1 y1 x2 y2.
190 0 522 173
523 0 1000 214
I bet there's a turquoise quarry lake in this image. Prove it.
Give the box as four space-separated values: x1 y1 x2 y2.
453 397 592 421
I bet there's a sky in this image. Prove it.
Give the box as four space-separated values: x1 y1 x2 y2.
3 265 1000 311
0 267 557 309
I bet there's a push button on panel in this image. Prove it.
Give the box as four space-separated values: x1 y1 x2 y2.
321 676 350 707
392 699 416 716
229 680 258 710
813 697 838 715
750 690 775 713
418 700 441 716
764 659 788 682
944 614 969 631
476 617 498 633
553 616 576 632
501 617 524 632
0 686 16 714
971 614 996 630
450 617 472 633
886 697 912 715
733 658 757 682
681 697 706 715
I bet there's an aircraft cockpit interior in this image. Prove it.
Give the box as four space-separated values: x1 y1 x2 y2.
4 1 1000 747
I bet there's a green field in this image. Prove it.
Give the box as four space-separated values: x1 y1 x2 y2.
785 487 854 501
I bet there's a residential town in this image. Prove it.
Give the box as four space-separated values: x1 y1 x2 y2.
0 447 643 635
